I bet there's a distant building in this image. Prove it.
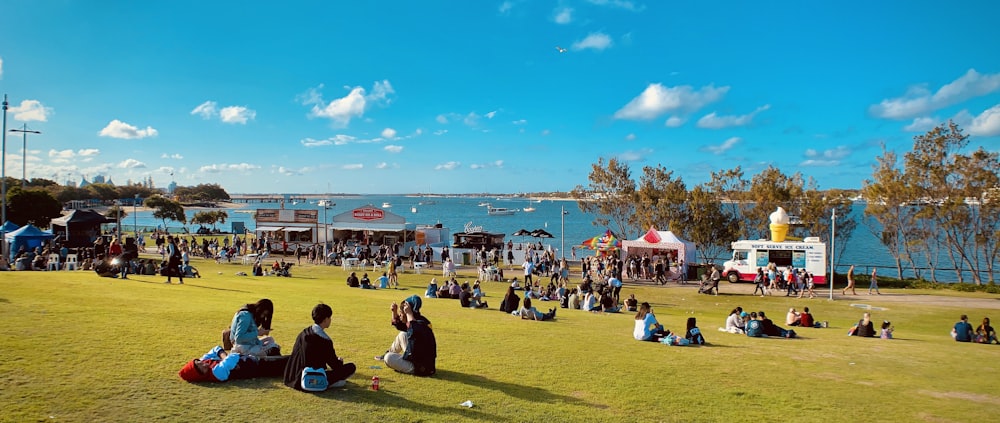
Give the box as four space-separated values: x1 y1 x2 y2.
92 175 106 184
167 181 177 194
79 176 90 188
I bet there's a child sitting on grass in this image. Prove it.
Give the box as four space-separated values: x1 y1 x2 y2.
514 298 556 321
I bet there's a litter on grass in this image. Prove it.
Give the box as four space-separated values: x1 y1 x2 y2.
460 400 474 408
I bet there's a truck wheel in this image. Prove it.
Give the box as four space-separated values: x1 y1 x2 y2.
727 272 740 283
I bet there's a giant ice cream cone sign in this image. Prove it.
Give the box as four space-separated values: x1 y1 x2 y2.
769 207 790 242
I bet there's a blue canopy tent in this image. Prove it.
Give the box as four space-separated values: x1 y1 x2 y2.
5 224 55 259
1 221 19 233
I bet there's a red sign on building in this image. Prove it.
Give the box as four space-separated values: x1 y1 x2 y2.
352 207 384 221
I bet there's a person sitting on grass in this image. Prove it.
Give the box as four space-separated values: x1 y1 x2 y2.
379 272 390 290
425 278 438 298
178 346 289 383
685 317 706 345
447 279 462 299
360 273 375 290
437 280 451 299
381 298 437 377
227 299 280 357
722 307 745 334
499 285 521 313
346 271 360 288
459 282 489 309
624 294 638 312
881 320 894 339
633 302 670 342
786 308 801 327
514 297 557 321
599 290 621 313
952 314 974 342
283 303 357 391
376 296 432 362
582 290 599 312
976 317 997 344
850 312 876 337
799 307 819 328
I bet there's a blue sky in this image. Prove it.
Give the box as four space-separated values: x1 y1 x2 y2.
1 0 999 194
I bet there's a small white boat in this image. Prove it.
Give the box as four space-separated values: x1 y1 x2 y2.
478 201 490 207
382 202 392 208
317 200 334 207
522 207 536 213
411 206 418 213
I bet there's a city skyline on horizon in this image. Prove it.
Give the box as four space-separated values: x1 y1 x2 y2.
1 1 999 195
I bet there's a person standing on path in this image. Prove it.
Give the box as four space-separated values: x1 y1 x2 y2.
868 267 881 295
165 236 184 284
843 264 857 295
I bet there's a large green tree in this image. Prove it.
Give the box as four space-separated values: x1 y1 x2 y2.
145 195 187 229
572 157 638 239
6 188 63 227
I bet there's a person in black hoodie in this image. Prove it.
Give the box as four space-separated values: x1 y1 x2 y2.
283 303 357 391
381 297 436 376
499 284 521 313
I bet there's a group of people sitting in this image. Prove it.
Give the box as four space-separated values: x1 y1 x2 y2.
718 306 798 338
952 315 997 344
179 296 437 390
633 302 705 345
848 312 893 338
345 271 392 289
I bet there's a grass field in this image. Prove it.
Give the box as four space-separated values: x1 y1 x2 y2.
2 254 999 422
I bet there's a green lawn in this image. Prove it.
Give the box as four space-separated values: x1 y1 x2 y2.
2 254 998 422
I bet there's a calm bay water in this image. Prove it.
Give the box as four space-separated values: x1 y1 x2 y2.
116 196 993 282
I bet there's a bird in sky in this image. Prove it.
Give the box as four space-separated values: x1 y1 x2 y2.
555 46 567 53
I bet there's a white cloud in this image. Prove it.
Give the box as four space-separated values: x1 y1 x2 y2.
800 145 852 166
157 166 175 175
9 99 53 122
485 110 497 119
219 106 256 124
700 137 741 155
301 138 333 147
499 1 513 14
664 116 685 127
0 56 4 78
512 119 527 125
384 145 404 153
572 32 613 51
118 158 147 169
618 148 653 162
376 162 389 169
435 161 461 170
554 7 573 24
469 164 484 169
697 104 770 129
161 153 184 159
99 119 158 139
436 114 449 124
625 133 636 141
902 116 938 132
967 104 1000 136
303 80 395 126
199 163 260 173
541 129 551 136
78 149 100 157
191 101 217 119
614 83 729 120
587 0 644 11
494 160 504 168
49 149 76 164
381 128 397 139
869 69 1000 120
434 130 448 136
342 164 363 170
276 166 299 176
300 135 359 147
463 112 481 127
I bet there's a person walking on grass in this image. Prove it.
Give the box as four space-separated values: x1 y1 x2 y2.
165 236 183 284
868 267 881 295
843 264 857 295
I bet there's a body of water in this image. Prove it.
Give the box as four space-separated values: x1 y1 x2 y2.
111 196 995 283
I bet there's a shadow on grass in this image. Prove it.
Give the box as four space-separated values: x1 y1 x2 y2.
0 297 8 303
433 369 600 408
354 388 501 421
126 278 250 293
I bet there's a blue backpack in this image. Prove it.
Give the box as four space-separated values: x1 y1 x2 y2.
300 367 328 392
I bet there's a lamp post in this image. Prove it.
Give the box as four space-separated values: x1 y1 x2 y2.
1 95 8 259
9 123 41 188
829 208 836 301
116 200 122 244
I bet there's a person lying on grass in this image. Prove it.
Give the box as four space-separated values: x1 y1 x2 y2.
178 346 289 383
685 317 706 345
759 311 796 338
380 299 437 377
633 302 670 342
513 297 557 321
283 303 357 391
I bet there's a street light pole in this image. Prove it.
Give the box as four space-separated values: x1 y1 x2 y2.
116 200 122 244
9 123 41 188
134 194 139 238
1 95 7 259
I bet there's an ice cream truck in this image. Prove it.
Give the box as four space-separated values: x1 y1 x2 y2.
722 237 828 285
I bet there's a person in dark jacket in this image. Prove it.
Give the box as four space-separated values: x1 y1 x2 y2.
283 303 357 391
499 285 520 313
852 312 877 337
382 298 437 376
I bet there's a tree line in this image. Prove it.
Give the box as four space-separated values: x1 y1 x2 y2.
573 122 998 285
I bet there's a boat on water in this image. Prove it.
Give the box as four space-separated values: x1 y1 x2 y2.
381 202 392 208
478 201 490 207
418 200 436 205
317 200 334 207
411 206 418 213
522 206 536 213
487 206 517 216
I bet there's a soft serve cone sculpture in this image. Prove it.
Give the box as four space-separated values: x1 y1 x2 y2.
769 207 790 242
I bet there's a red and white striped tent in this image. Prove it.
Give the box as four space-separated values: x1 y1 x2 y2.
621 227 697 269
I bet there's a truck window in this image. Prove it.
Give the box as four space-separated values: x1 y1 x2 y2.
768 250 792 267
733 250 748 261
